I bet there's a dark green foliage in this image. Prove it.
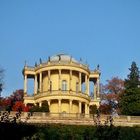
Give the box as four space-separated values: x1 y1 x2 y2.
90 105 97 114
30 101 50 112
118 126 140 140
125 62 140 89
120 88 140 115
94 126 119 140
0 123 140 140
120 61 140 115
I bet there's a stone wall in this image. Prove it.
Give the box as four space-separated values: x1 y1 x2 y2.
1 111 140 127
21 112 140 127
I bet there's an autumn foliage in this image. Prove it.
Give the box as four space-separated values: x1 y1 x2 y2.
103 77 124 94
0 89 29 112
12 101 29 112
106 93 119 101
99 104 112 114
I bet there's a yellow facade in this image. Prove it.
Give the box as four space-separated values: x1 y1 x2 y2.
23 54 100 116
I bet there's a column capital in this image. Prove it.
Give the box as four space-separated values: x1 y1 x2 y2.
69 99 73 102
79 101 82 104
59 69 61 73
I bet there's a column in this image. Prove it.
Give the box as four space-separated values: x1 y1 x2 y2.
79 72 81 92
94 81 97 100
59 69 61 90
58 99 61 113
69 70 72 91
87 77 89 96
69 100 72 113
79 101 81 114
39 102 42 107
85 75 87 94
24 74 27 94
48 70 50 91
47 100 50 106
97 78 100 98
34 75 37 94
39 72 42 92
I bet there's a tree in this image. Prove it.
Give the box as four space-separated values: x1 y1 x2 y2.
99 104 112 114
103 77 124 94
0 89 24 112
90 105 97 114
100 77 124 115
12 101 29 112
0 67 4 97
30 101 50 112
120 88 140 115
119 61 140 115
10 89 24 102
125 62 140 89
99 93 119 115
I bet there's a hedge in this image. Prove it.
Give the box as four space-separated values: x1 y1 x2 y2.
0 123 140 140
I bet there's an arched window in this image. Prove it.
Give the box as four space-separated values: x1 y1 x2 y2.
62 80 67 91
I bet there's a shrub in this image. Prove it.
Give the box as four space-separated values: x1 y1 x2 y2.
30 101 49 113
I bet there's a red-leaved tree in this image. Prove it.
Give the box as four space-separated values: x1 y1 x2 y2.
12 101 29 112
103 77 124 94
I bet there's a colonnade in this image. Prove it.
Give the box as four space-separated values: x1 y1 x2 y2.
24 69 100 99
37 99 89 114
92 78 100 99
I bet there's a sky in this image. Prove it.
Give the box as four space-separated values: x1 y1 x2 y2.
0 0 140 97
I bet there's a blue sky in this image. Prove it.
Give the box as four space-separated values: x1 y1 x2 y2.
0 0 140 97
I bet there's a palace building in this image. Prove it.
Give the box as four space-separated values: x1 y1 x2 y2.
23 54 100 116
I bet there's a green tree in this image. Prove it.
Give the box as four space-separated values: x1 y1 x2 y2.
119 61 140 115
89 105 97 114
30 101 50 113
125 61 140 89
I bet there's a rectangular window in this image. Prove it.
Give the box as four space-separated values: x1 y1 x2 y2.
62 80 67 91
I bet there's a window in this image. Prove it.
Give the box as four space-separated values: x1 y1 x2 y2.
76 82 79 93
62 80 67 91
